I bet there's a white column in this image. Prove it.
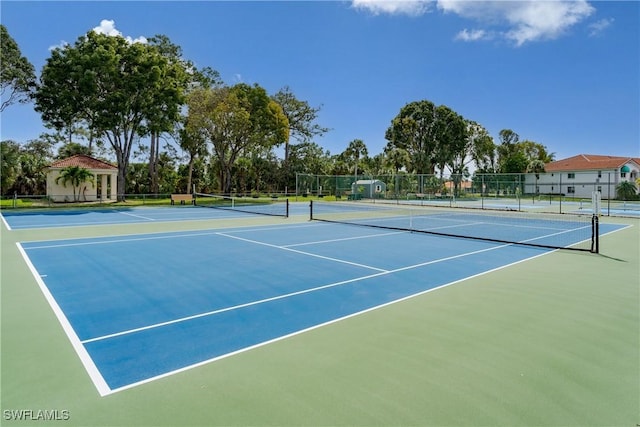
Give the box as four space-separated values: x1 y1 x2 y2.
101 174 108 200
110 173 117 200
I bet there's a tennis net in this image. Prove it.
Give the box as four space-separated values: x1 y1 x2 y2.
310 201 599 253
194 193 289 218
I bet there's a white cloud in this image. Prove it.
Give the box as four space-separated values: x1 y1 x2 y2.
351 0 433 16
92 19 147 44
352 0 596 46
501 1 596 46
48 40 69 51
455 28 491 42
588 17 614 37
439 1 595 46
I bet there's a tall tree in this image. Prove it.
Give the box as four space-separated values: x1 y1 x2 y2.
146 35 194 194
362 153 390 176
432 105 467 177
496 130 554 173
57 141 93 159
385 100 466 175
469 125 497 173
343 139 368 178
287 142 331 176
35 31 186 200
178 123 208 194
272 86 328 191
272 86 328 161
186 84 288 194
383 146 411 174
496 129 520 172
0 140 21 194
519 140 555 163
0 25 36 112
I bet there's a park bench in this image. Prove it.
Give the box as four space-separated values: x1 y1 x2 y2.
170 194 194 205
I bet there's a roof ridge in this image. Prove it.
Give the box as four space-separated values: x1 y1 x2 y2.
49 154 117 170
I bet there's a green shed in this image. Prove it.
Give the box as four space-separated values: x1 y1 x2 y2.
351 179 386 198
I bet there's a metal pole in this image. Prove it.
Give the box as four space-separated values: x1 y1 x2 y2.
559 174 562 214
592 214 599 254
607 172 611 216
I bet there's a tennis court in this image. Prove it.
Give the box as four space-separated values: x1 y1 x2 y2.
2 200 638 426
1 196 296 230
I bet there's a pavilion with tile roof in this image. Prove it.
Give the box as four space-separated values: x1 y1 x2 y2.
47 154 118 202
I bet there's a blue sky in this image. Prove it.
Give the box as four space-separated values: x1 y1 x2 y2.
1 1 638 162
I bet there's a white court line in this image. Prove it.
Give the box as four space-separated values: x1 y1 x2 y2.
20 222 321 249
216 232 389 272
283 230 406 248
25 222 631 396
117 211 156 221
16 243 111 397
95 239 539 396
0 213 12 230
22 231 221 250
82 241 509 345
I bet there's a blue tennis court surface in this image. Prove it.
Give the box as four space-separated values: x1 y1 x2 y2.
18 219 626 395
1 203 309 229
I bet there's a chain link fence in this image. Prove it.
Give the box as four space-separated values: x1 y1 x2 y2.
296 172 640 217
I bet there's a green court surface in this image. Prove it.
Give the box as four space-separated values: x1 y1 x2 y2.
1 208 638 427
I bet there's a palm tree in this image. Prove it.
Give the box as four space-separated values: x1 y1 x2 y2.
384 146 410 174
55 166 94 202
616 181 638 201
344 139 368 179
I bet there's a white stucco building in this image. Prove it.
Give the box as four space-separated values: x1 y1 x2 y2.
47 154 118 202
524 154 640 199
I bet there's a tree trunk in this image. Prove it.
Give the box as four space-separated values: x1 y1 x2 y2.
149 132 159 194
187 154 194 194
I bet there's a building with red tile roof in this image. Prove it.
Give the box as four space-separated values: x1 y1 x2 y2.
525 154 639 199
49 154 118 171
47 155 118 202
545 154 640 173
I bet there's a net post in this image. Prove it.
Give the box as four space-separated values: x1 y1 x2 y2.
591 214 599 253
309 200 314 221
285 199 289 218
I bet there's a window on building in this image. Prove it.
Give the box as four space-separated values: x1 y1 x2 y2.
597 186 602 193
597 171 602 178
567 186 575 194
621 172 627 178
568 173 575 179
